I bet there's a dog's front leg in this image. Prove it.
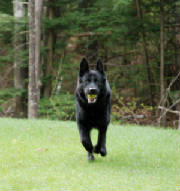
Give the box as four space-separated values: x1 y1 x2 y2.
94 126 107 156
78 127 94 161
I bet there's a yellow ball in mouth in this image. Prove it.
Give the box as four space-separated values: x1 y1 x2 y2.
88 94 97 99
87 94 97 103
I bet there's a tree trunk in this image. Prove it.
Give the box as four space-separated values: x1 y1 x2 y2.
13 0 27 117
28 0 43 118
136 0 155 107
28 0 37 118
159 0 166 126
43 4 54 98
35 0 43 101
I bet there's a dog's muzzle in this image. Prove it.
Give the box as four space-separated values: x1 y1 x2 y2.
87 88 98 103
87 94 97 103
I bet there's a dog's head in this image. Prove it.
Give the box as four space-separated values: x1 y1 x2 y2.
78 58 106 104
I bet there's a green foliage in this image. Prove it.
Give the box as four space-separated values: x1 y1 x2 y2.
111 87 153 124
169 90 180 104
0 13 14 32
0 88 24 102
39 93 76 121
0 0 179 126
0 0 13 15
0 13 14 47
0 88 25 112
0 12 27 67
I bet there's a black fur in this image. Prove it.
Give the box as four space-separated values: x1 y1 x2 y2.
75 58 112 161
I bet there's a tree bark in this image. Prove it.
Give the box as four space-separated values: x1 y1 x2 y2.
35 0 43 101
13 0 27 117
28 0 37 118
159 0 166 126
28 0 43 118
136 0 155 107
43 4 54 98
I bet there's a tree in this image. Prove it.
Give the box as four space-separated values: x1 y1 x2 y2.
43 0 55 98
28 0 37 118
13 0 27 117
35 0 43 101
0 0 179 127
28 0 43 118
159 0 166 126
136 0 154 107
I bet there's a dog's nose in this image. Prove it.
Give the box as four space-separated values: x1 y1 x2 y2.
89 88 97 94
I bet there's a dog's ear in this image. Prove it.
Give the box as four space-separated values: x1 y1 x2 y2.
79 58 89 77
96 58 104 74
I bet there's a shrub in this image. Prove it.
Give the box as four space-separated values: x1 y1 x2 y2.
39 93 76 121
0 88 25 114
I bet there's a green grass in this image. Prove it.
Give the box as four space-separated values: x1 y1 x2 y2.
0 118 179 191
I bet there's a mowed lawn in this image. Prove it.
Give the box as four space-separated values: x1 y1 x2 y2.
0 118 179 191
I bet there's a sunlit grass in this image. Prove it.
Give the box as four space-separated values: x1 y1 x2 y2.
0 118 179 191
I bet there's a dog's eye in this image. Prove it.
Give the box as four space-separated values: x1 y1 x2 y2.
94 79 97 82
88 79 91 82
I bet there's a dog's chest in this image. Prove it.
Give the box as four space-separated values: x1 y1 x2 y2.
85 107 106 124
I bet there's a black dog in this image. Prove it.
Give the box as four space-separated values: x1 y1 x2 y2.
75 58 112 161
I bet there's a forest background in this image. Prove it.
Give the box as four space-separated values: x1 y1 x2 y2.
0 0 179 128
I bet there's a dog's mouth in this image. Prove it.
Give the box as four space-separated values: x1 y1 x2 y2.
87 94 97 103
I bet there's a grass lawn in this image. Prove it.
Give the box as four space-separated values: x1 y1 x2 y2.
0 118 179 191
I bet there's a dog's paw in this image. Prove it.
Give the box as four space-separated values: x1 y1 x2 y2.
88 153 95 161
100 147 107 157
94 146 107 157
93 145 100 154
